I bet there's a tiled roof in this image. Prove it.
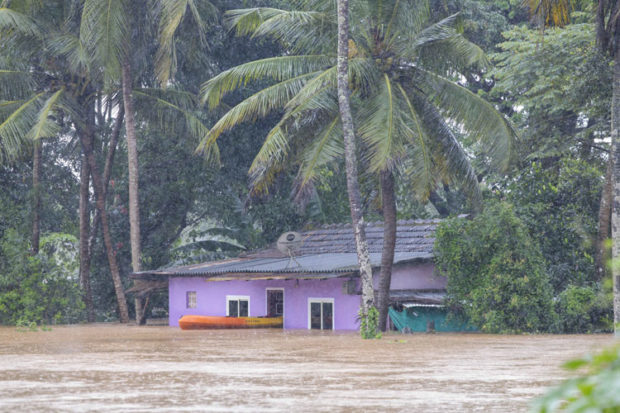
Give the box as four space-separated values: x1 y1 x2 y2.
295 219 440 255
131 219 440 280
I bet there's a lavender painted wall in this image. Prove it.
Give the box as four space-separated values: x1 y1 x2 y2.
169 277 361 330
373 262 445 290
169 262 442 330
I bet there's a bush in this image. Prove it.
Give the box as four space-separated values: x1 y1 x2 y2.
0 229 84 325
435 201 557 333
556 284 613 333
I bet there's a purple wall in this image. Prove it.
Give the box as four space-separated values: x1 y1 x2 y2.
168 262 442 330
375 262 445 290
169 277 362 330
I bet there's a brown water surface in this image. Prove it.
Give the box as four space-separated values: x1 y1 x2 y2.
0 325 613 412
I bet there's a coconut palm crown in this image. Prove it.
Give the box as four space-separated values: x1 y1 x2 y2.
199 0 518 209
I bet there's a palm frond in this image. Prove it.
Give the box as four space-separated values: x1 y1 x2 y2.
133 89 217 164
0 69 35 100
247 9 334 53
200 55 333 108
0 92 43 163
357 74 407 173
248 124 290 194
297 114 343 188
225 8 294 36
204 71 320 146
396 82 433 198
283 66 336 114
417 35 488 73
155 0 214 85
409 13 461 49
0 7 40 37
80 0 129 86
408 90 482 211
282 58 377 117
395 13 487 71
28 88 63 141
414 68 517 171
384 0 430 43
47 34 91 76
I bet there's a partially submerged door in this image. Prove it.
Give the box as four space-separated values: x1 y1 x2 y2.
308 299 334 330
266 289 284 319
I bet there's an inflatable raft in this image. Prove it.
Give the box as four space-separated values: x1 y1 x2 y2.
179 315 283 330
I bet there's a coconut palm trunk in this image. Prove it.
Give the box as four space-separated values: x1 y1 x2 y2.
79 153 95 322
122 60 147 324
612 42 620 336
31 140 42 254
378 170 397 332
78 105 129 323
336 0 375 316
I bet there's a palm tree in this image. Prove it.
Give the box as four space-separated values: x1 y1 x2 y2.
78 0 214 323
336 0 375 320
0 1 133 322
199 0 516 331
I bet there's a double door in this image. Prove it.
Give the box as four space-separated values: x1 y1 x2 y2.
309 299 333 330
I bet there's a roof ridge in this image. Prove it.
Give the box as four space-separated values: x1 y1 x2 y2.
317 218 442 230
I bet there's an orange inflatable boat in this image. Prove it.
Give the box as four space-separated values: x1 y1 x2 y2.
179 315 283 330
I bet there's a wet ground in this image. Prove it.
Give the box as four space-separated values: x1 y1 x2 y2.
0 325 613 412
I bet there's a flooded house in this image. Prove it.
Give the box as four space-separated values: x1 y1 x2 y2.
131 220 456 331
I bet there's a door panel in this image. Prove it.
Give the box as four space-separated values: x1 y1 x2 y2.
310 302 322 329
322 302 333 330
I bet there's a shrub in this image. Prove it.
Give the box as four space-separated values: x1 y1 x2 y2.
435 201 557 333
0 229 84 325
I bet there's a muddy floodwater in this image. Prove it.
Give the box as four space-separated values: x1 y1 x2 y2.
0 325 613 412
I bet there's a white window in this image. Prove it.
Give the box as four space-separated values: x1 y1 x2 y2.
308 298 334 330
226 295 250 317
186 291 197 309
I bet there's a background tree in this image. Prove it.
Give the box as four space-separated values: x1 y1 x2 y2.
435 201 557 333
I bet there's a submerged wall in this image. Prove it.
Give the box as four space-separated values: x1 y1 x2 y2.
168 262 443 330
377 262 444 290
169 277 361 330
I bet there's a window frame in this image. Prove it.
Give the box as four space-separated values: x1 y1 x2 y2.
307 297 335 330
265 288 285 318
186 291 197 309
226 295 250 317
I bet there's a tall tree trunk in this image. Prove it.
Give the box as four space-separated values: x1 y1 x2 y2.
122 60 147 325
78 106 129 323
336 0 375 319
612 40 620 337
377 170 397 332
31 140 42 254
596 156 612 280
88 106 124 267
79 154 95 322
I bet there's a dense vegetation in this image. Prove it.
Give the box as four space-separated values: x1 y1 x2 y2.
0 0 615 332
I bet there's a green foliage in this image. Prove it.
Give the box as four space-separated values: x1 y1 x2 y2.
555 285 612 333
502 159 602 292
532 346 620 412
490 24 611 161
200 0 516 207
435 201 557 333
359 306 382 339
0 229 84 325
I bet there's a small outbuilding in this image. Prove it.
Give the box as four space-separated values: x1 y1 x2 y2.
131 219 452 331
